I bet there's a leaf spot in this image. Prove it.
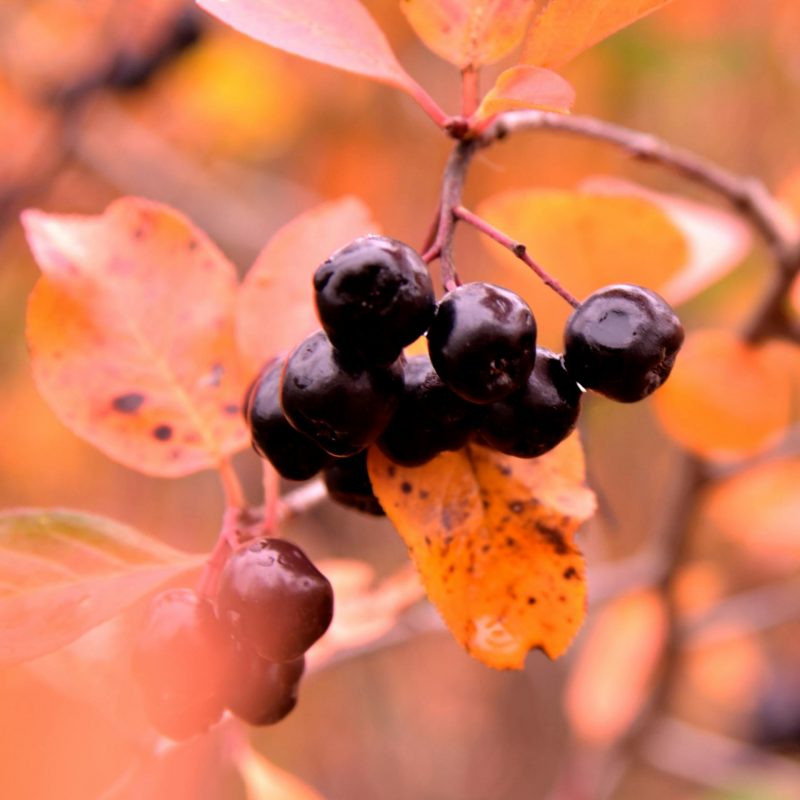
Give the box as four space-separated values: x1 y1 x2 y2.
111 392 145 414
152 424 173 442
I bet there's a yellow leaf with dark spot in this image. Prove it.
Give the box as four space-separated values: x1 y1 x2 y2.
368 435 596 669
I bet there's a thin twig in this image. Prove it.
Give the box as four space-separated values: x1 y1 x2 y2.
453 204 580 307
424 140 479 290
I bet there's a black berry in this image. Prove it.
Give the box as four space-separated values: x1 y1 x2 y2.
378 354 478 466
563 284 684 403
217 538 333 663
246 359 329 481
323 450 385 516
427 282 537 404
478 348 582 458
132 588 231 740
225 645 305 726
314 235 435 364
281 330 404 457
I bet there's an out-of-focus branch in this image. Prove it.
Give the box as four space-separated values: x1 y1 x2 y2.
480 110 800 273
642 717 800 798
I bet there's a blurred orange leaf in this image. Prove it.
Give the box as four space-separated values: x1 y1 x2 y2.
685 624 766 714
580 176 752 305
307 560 424 670
565 590 666 743
368 436 596 669
196 0 426 99
24 197 249 477
704 458 800 567
521 0 675 68
237 197 380 377
475 65 576 119
776 166 800 224
400 0 537 68
653 330 793 461
236 742 324 800
475 189 687 348
0 508 204 667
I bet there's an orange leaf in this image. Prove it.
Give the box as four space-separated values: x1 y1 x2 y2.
704 458 800 569
580 176 752 305
521 0 676 69
475 189 687 349
565 590 666 743
237 197 381 377
23 198 248 477
0 509 204 667
653 330 793 461
475 65 576 119
368 436 596 669
197 0 424 96
400 0 537 68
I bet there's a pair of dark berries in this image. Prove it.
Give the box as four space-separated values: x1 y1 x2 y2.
133 538 333 740
246 234 684 514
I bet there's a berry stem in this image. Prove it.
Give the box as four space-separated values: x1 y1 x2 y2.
426 140 479 288
217 457 246 509
453 205 581 308
461 66 480 118
196 508 241 599
261 462 280 535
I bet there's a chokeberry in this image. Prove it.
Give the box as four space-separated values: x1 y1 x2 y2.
427 282 537 404
478 348 582 458
216 538 333 663
281 330 404 457
563 284 684 403
323 450 385 516
314 235 435 364
225 645 305 726
132 588 231 740
378 354 478 466
246 359 329 481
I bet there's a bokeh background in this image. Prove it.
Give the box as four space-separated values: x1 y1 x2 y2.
2 1 800 798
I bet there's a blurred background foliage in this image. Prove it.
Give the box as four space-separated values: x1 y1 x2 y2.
2 1 800 798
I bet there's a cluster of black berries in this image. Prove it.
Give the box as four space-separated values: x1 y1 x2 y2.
246 235 684 512
133 538 333 740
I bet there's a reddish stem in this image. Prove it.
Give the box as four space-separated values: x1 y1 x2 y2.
453 205 580 308
261 462 280 535
425 141 478 288
217 457 246 509
196 507 241 599
407 80 450 129
461 66 480 118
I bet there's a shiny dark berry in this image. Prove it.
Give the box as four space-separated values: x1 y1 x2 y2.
378 354 479 466
323 450 385 516
563 284 684 403
281 330 404 457
478 348 582 458
314 235 435 364
217 538 333 663
225 645 305 726
246 359 329 481
427 282 537 404
132 588 231 740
